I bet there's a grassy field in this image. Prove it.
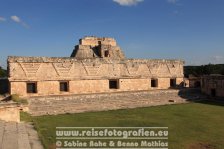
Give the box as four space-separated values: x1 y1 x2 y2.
21 100 224 149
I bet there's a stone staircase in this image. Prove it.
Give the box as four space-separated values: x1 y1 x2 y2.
28 89 204 116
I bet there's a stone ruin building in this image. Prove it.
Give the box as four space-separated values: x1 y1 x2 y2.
201 75 224 98
8 36 184 97
188 74 201 88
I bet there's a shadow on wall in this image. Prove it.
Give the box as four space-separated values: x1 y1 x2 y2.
168 80 186 89
194 81 201 88
0 78 9 94
178 88 203 100
178 88 224 107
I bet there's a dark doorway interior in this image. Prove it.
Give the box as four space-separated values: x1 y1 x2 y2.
27 82 37 93
109 80 118 89
211 89 216 97
104 50 109 57
0 79 9 94
151 79 158 87
60 82 68 92
170 78 176 87
194 81 201 88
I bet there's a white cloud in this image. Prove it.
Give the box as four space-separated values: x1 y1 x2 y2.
0 16 6 22
113 0 144 6
11 15 21 23
167 0 179 4
10 15 29 28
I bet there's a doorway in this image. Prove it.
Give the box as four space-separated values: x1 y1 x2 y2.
211 89 216 97
170 78 176 88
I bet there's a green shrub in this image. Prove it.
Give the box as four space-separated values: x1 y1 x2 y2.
0 67 7 77
11 94 28 104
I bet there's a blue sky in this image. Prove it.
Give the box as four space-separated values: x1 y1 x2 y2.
0 0 224 68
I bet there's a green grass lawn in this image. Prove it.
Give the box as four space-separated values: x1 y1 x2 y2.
21 100 224 149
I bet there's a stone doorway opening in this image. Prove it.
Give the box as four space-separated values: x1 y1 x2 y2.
170 78 176 87
194 81 201 88
104 50 109 57
27 82 37 93
60 82 69 92
211 89 216 97
109 80 119 89
151 79 158 88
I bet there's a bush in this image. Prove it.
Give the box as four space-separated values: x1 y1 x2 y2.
11 94 28 104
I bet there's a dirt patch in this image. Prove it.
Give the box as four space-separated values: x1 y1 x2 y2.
48 143 56 149
187 142 216 149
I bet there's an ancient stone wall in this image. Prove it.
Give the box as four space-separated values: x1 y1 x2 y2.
201 75 224 97
29 89 192 116
79 36 117 46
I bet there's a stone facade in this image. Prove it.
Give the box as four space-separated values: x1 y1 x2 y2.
8 36 184 97
201 75 224 98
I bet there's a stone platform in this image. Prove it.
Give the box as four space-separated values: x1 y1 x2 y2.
28 89 204 116
0 120 43 149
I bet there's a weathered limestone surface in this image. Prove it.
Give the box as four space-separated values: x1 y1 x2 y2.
25 122 43 149
8 58 184 80
71 36 125 59
2 122 18 149
0 102 20 122
28 89 204 116
0 120 43 149
8 36 184 97
17 123 31 149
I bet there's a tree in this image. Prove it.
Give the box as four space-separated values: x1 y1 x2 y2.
184 64 224 77
0 67 7 77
